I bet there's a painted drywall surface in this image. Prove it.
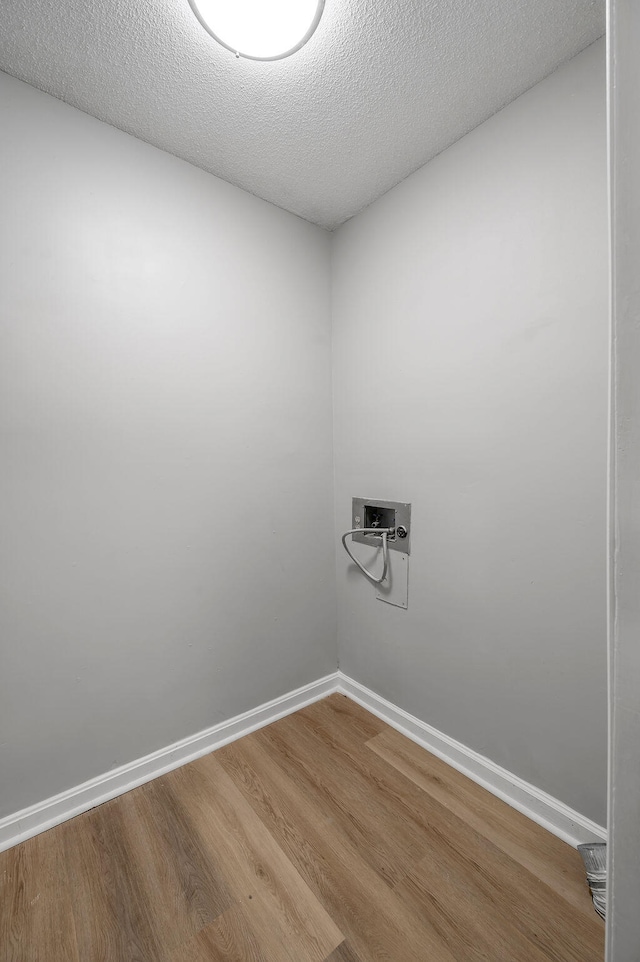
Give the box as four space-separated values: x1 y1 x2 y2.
608 1 640 957
0 72 335 817
332 41 608 825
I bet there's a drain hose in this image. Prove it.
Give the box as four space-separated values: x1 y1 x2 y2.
341 527 394 585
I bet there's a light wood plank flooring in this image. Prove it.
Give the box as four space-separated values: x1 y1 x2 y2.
0 694 604 961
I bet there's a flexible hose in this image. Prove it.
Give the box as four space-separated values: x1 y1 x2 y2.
341 527 394 584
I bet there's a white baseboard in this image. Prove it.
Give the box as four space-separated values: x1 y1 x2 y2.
337 672 607 848
0 669 606 854
0 673 338 854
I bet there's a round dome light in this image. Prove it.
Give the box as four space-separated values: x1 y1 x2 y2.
189 0 325 61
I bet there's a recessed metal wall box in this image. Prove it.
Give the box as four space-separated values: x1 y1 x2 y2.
351 498 411 555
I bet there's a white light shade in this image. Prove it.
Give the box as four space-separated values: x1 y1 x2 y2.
189 0 324 60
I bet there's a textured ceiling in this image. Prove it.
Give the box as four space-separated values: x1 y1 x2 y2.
0 0 604 229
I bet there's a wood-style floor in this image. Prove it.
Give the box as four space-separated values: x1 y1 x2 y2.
0 694 604 961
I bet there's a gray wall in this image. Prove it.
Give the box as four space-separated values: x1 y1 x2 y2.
0 73 336 817
0 43 610 833
608 1 640 957
332 41 609 825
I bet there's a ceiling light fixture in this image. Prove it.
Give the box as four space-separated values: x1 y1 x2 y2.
189 0 325 61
